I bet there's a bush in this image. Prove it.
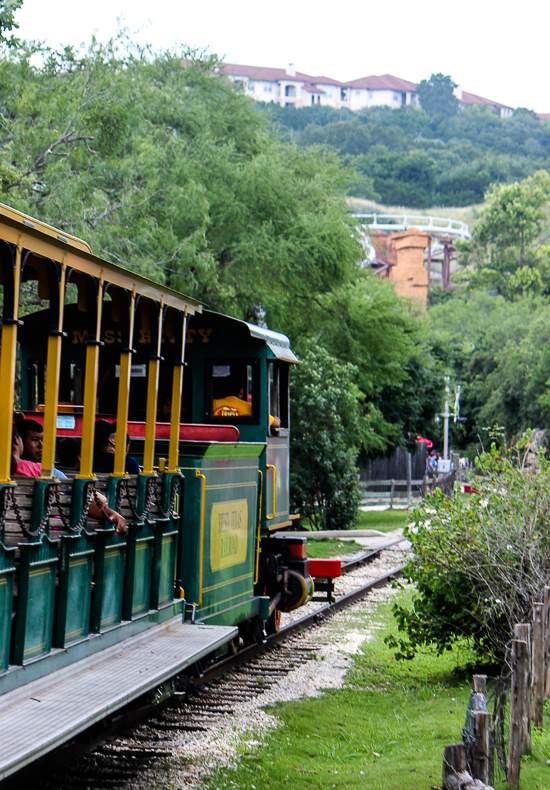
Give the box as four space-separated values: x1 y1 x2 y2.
387 438 550 663
289 347 365 530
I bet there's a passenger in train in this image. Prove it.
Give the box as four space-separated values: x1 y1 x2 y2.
92 420 140 474
12 424 126 534
14 419 67 478
212 375 281 427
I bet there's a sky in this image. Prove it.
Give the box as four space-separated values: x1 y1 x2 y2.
14 0 550 113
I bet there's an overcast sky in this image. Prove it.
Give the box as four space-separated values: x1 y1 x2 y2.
15 0 550 113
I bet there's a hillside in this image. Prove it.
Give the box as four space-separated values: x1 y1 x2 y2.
265 102 550 209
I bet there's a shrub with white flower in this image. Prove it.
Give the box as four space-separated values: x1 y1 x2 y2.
386 436 550 663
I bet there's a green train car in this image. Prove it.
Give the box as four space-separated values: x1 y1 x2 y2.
0 204 314 781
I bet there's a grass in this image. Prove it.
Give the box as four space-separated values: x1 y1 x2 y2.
305 538 365 558
356 509 412 533
300 509 411 535
206 589 550 790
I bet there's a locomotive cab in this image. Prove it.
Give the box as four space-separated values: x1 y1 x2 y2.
181 311 313 631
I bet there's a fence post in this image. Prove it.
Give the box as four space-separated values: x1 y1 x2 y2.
442 743 465 790
406 452 412 507
533 603 544 728
390 479 394 510
508 638 528 789
472 711 491 784
544 586 550 699
472 674 486 694
514 623 532 754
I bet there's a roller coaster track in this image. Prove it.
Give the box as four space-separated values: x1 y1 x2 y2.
354 213 471 239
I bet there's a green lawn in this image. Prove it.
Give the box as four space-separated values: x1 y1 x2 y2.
356 509 412 533
305 538 366 558
206 589 550 790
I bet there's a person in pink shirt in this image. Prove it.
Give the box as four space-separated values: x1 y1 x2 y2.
11 424 126 534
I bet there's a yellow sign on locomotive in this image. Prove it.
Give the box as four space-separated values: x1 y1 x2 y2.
210 499 248 572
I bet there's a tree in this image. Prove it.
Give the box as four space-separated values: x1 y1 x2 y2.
429 292 550 449
289 347 368 530
288 273 448 454
416 73 459 118
0 35 447 479
0 0 22 41
0 38 361 326
465 171 550 296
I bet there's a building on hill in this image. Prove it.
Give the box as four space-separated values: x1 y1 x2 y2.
220 63 418 110
220 62 514 117
345 74 418 111
453 86 513 118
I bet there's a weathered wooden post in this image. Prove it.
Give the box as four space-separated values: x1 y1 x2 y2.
472 711 491 784
514 622 532 754
390 479 395 510
443 743 466 790
508 638 528 789
532 602 544 728
544 585 550 699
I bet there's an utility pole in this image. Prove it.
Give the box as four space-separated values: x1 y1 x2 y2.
443 375 450 461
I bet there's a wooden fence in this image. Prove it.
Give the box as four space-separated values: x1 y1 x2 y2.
442 586 550 790
362 471 456 508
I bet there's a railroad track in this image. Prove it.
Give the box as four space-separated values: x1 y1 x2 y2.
23 540 408 790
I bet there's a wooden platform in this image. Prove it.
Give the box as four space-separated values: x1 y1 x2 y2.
0 618 238 780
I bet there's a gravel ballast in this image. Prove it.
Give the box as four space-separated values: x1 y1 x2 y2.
119 548 407 789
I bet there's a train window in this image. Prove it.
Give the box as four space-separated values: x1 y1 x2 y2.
268 361 289 433
205 360 259 423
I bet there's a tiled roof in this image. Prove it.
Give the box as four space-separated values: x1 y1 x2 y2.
310 75 345 86
302 84 325 94
221 63 313 83
459 90 512 111
345 74 417 91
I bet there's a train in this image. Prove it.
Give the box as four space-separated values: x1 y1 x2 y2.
0 203 319 781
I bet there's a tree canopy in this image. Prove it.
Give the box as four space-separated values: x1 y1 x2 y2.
0 0 22 41
0 38 359 328
0 35 446 504
262 90 550 208
415 73 459 118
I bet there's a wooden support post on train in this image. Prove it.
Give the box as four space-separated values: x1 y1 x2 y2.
544 586 550 699
532 603 544 728
508 638 529 789
514 623 532 754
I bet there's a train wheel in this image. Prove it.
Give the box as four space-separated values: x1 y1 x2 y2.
280 570 309 612
266 608 281 635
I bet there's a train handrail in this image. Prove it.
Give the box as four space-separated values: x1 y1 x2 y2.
254 469 263 584
266 464 276 520
195 469 206 606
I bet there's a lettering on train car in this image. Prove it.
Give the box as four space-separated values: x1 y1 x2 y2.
70 329 184 345
210 499 248 572
185 327 212 343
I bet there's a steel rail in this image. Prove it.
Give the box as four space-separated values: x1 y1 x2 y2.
194 562 405 684
6 542 407 788
340 536 409 573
